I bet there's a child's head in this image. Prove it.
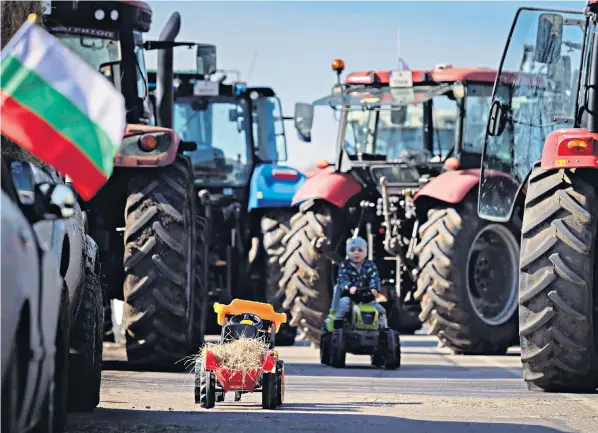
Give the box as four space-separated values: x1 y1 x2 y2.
346 236 367 264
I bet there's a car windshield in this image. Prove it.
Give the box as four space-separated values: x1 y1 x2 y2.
318 85 458 160
50 26 121 75
174 99 252 186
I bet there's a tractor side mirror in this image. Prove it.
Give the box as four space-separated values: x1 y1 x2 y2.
390 108 407 125
534 13 563 64
196 43 217 76
294 102 314 143
487 100 508 137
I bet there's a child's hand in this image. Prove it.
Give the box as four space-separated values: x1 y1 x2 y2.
371 288 378 295
349 286 357 294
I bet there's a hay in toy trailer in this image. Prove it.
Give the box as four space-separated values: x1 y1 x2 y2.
194 299 287 410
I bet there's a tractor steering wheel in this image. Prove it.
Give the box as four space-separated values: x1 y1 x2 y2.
229 313 263 328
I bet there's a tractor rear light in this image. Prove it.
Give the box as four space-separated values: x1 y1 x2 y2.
443 157 460 170
272 168 298 180
558 137 594 156
138 134 158 151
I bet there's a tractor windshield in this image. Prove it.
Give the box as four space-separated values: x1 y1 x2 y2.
315 85 458 161
252 96 288 162
174 98 252 186
478 8 587 221
50 26 121 82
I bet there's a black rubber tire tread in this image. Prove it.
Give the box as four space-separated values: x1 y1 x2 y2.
276 360 284 405
68 255 103 412
414 195 520 355
262 210 297 346
123 154 196 367
279 202 335 346
192 208 208 349
384 329 400 370
196 364 215 408
261 373 277 409
330 329 346 368
519 165 598 392
320 329 331 365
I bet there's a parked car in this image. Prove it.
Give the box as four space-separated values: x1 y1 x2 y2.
1 155 74 432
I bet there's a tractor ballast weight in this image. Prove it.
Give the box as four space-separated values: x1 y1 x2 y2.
282 60 522 354
151 65 306 344
478 4 598 392
44 0 202 368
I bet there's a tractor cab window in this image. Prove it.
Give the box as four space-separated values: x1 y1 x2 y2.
463 83 500 154
479 8 586 220
321 84 458 161
252 96 288 162
51 26 121 82
134 32 154 125
174 98 252 186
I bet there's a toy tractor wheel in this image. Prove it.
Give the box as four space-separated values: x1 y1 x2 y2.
320 328 331 365
123 155 197 367
262 372 277 409
330 329 347 368
195 363 216 409
261 210 297 346
234 391 242 402
384 329 400 370
280 201 341 346
276 360 285 405
518 165 598 392
414 194 520 355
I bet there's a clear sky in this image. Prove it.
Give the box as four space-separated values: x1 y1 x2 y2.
144 0 585 172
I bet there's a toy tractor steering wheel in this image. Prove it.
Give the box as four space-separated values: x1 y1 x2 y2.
229 313 263 328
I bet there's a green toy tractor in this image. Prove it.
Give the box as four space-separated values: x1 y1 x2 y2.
320 284 401 369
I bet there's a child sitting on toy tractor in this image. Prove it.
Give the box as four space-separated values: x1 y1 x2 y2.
195 300 286 410
320 237 401 369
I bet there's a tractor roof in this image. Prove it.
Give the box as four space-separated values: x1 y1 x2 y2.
345 66 500 86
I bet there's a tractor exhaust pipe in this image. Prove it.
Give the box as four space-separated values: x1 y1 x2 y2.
156 12 181 129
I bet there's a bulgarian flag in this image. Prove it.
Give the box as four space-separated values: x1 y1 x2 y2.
0 16 126 200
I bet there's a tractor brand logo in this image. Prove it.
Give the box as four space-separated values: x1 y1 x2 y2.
50 26 118 39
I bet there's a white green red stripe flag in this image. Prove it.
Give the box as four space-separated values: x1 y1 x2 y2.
1 17 125 200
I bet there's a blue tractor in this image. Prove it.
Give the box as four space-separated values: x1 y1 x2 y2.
148 57 305 344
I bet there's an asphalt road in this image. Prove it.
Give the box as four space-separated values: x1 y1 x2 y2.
65 334 598 433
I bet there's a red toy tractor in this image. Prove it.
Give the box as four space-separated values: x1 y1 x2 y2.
282 59 523 355
195 300 286 409
478 4 598 392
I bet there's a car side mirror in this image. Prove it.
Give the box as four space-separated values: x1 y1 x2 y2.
37 183 76 219
294 102 314 143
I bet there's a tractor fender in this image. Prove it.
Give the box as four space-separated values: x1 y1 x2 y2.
414 169 481 204
114 124 181 168
291 166 362 208
541 128 598 170
247 163 307 212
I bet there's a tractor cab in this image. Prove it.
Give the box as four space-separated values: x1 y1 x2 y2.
293 60 503 197
478 8 586 222
43 0 155 125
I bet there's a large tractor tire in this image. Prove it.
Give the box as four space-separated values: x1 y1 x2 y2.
262 209 297 346
123 154 196 367
279 201 337 346
518 166 598 392
414 194 520 355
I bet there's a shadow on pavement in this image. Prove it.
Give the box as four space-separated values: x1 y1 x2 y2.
281 362 522 380
65 408 571 433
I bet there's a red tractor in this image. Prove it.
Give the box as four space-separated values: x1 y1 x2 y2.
478 3 598 391
43 0 204 368
282 60 522 355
